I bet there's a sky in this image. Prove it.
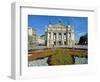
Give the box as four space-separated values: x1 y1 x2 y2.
28 15 88 41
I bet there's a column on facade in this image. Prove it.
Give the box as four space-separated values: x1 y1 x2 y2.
71 32 73 46
56 32 58 46
71 32 75 45
51 32 53 46
67 32 69 45
47 31 50 47
61 32 64 45
65 32 67 45
65 33 67 45
69 32 72 46
70 31 75 46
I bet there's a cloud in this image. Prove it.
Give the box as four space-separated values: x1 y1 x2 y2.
75 32 87 41
77 32 87 36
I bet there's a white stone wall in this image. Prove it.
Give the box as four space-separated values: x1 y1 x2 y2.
28 27 38 49
28 28 33 36
37 38 45 45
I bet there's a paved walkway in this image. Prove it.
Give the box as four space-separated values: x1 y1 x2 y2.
29 45 87 50
28 56 87 66
28 57 49 66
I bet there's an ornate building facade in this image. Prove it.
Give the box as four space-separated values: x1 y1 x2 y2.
28 27 38 49
45 22 75 47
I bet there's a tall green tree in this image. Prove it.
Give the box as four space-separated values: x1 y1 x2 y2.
79 33 88 45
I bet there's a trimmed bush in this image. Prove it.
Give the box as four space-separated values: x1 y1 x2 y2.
48 48 74 65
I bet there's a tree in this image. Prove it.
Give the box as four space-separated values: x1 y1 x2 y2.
78 33 88 45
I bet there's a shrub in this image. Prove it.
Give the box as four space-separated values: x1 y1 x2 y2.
48 48 74 65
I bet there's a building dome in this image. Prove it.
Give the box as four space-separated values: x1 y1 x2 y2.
54 23 65 28
53 19 65 28
48 24 53 28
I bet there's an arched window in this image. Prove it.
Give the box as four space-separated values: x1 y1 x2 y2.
59 33 62 40
53 33 56 40
64 33 67 40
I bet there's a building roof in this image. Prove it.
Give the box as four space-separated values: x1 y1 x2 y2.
48 20 65 28
54 23 65 28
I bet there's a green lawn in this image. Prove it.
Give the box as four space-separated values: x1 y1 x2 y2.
28 48 87 65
